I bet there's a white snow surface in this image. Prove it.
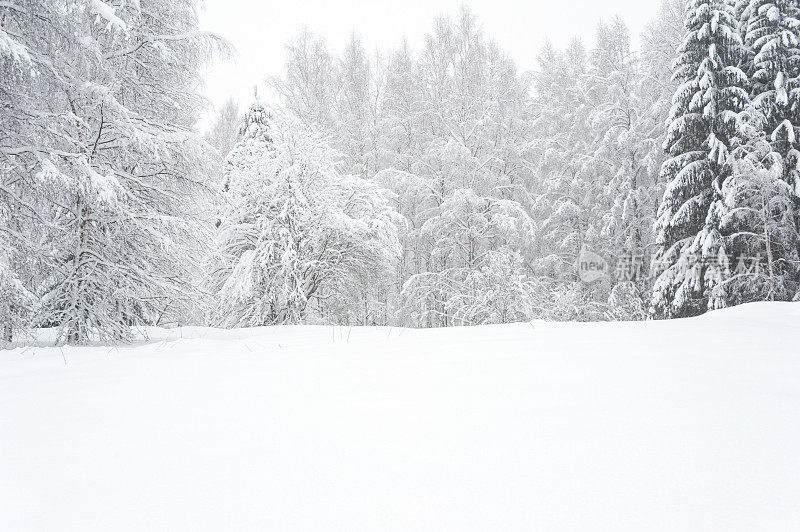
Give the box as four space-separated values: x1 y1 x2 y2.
2 302 799 531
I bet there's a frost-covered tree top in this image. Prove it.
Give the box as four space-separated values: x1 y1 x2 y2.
206 98 241 159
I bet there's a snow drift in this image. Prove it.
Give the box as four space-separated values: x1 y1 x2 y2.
1 302 799 531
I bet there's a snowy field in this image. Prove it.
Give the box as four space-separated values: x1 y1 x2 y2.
1 303 799 531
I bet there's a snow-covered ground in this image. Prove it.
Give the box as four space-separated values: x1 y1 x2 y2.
1 303 799 531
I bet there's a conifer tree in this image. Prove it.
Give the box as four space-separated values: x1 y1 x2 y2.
651 0 749 318
740 0 800 177
1 0 225 343
733 0 800 300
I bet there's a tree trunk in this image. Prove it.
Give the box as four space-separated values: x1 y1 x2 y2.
67 199 89 344
761 184 776 301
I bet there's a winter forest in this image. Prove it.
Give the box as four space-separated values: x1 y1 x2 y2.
2 0 800 344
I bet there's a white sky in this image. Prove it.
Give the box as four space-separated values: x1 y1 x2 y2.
198 0 664 125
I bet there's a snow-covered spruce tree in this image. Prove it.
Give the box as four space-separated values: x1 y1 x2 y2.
0 0 225 343
736 0 800 298
739 0 800 174
212 106 401 327
650 0 749 319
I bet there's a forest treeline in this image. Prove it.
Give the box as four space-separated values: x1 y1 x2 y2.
2 0 799 343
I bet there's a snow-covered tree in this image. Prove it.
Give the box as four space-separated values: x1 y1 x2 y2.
270 29 337 129
585 19 660 316
403 248 541 326
205 98 241 161
737 0 800 299
530 38 610 319
637 0 688 263
0 0 226 343
334 34 384 179
0 0 42 341
212 107 401 327
709 105 800 306
0 252 33 343
639 0 689 168
387 8 535 326
651 0 749 319
739 0 800 177
401 189 536 326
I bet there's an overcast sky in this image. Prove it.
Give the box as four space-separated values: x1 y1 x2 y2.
198 0 665 125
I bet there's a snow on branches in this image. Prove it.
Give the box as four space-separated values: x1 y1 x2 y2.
212 105 402 327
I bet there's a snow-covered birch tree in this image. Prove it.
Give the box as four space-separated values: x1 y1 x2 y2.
711 105 800 306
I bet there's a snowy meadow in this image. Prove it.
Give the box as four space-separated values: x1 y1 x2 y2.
2 303 799 530
2 0 800 529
